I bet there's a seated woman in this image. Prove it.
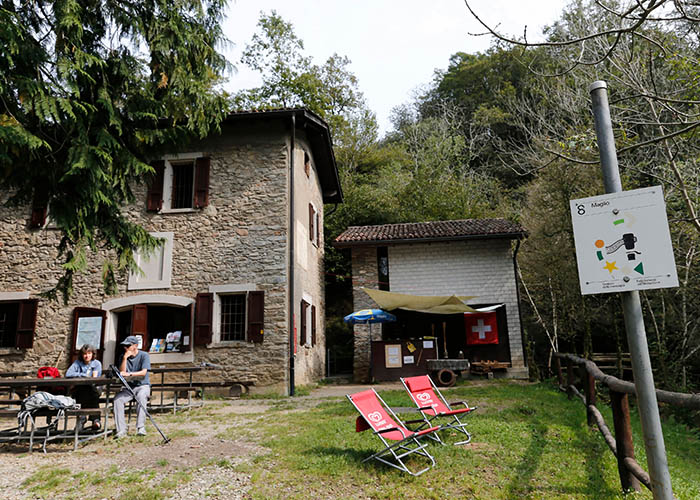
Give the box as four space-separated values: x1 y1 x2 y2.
65 344 102 431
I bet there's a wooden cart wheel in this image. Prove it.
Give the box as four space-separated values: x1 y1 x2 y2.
436 368 457 387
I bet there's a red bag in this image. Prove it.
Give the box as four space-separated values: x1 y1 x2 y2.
37 366 61 379
37 366 66 394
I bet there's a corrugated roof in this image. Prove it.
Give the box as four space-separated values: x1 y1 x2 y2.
334 218 526 246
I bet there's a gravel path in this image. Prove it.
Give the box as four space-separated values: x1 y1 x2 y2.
0 383 394 499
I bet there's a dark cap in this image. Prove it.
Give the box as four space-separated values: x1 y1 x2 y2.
120 336 139 346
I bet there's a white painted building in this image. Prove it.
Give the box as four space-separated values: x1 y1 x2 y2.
334 219 527 381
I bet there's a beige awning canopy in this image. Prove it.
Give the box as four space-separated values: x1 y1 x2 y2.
362 288 477 314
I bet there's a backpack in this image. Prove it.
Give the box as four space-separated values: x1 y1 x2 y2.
37 366 61 379
21 391 79 412
18 391 80 429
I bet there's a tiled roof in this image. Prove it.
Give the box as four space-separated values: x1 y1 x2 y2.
334 219 526 246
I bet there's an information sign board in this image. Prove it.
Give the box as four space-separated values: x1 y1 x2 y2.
570 186 678 295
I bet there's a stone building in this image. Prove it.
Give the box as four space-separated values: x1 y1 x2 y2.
0 109 341 394
334 219 527 381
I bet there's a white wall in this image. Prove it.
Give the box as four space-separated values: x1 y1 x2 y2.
388 239 524 366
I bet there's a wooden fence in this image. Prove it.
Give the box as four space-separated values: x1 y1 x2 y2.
553 352 700 493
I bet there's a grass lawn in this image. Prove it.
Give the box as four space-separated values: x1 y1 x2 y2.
15 380 700 499
240 381 700 500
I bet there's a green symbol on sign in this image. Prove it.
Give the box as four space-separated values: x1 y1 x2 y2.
596 251 604 261
634 263 644 275
613 219 625 225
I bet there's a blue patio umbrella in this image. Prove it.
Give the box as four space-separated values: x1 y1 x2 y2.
344 309 397 324
344 309 397 382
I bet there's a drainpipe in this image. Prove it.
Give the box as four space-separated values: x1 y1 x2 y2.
512 238 527 369
288 115 296 396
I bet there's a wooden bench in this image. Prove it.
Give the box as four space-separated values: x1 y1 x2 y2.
591 353 632 377
0 406 111 452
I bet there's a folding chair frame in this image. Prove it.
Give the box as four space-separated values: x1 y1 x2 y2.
401 375 476 446
347 389 438 476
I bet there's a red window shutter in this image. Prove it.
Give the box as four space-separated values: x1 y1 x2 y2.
71 307 107 361
194 157 210 208
300 300 308 345
180 303 193 351
194 293 213 345
16 299 38 348
247 291 265 343
311 305 316 346
147 160 165 211
131 304 149 349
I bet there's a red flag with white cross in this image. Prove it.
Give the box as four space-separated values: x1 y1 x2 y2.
465 311 499 345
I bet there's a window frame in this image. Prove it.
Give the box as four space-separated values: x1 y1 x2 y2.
161 153 201 213
209 284 257 345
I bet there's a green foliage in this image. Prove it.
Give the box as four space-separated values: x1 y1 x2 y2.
0 0 230 301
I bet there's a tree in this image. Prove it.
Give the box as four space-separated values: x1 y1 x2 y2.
463 0 700 390
232 10 368 147
0 0 230 302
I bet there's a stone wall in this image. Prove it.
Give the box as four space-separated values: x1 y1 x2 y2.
0 124 328 390
350 247 379 382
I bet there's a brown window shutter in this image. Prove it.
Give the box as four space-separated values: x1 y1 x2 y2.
194 157 210 208
300 300 308 345
316 211 320 246
131 304 149 349
247 291 265 343
147 160 165 211
181 303 193 351
311 305 316 346
309 203 315 241
194 293 213 345
71 307 107 361
16 299 38 348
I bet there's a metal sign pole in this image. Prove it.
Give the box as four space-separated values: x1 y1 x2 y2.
589 81 673 499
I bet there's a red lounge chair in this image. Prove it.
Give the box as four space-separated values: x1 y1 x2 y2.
401 375 476 445
347 388 440 476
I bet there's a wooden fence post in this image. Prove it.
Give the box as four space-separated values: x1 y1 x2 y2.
566 358 575 400
610 391 641 492
556 356 563 388
582 365 596 426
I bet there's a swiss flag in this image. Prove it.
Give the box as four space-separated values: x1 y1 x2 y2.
465 311 499 345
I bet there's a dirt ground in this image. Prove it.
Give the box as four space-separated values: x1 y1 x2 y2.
0 383 403 499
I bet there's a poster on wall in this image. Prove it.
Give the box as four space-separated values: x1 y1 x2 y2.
75 316 103 350
385 345 402 368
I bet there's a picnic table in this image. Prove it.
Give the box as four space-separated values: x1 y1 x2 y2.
0 376 117 452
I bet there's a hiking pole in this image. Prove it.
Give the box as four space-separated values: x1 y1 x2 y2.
109 365 171 444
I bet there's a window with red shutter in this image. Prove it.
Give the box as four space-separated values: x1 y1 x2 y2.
148 156 210 212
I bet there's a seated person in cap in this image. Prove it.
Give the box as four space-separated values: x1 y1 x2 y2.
113 336 151 438
65 343 102 431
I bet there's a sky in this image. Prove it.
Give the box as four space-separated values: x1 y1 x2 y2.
222 0 570 137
